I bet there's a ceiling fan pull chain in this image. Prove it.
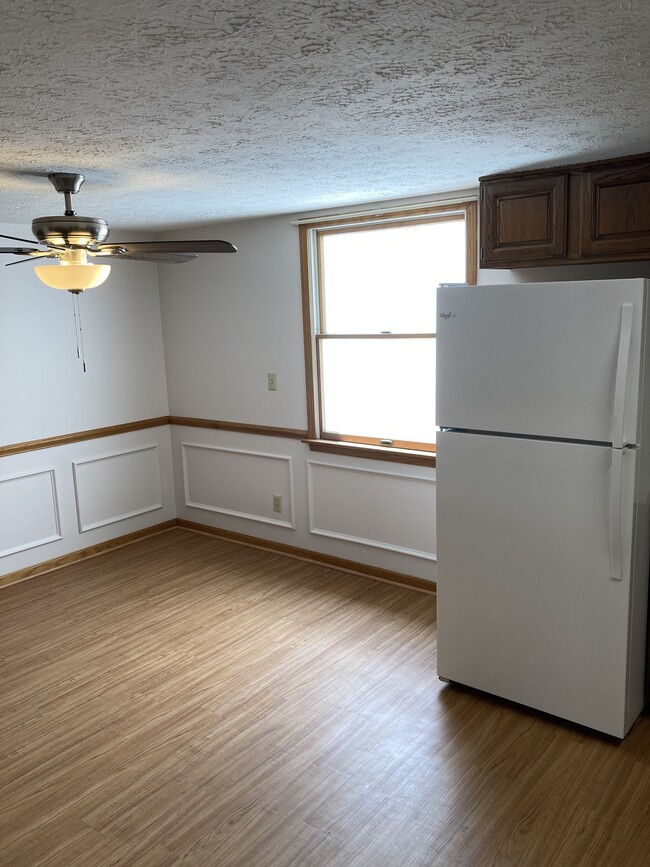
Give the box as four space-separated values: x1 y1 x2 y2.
71 291 81 359
70 290 87 373
76 292 87 373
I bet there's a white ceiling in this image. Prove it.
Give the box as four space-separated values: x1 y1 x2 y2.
1 0 649 231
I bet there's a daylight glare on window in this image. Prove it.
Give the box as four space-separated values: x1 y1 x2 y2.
321 337 437 443
321 219 466 333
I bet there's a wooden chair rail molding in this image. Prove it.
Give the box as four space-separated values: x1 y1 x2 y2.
2 418 438 466
0 417 309 457
1 519 436 594
168 416 308 439
0 417 171 458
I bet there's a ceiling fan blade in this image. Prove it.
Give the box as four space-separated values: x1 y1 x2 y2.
0 232 40 246
93 250 198 264
0 247 53 257
97 240 237 255
5 253 58 266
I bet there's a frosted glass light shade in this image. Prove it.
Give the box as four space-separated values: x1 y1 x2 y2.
34 262 111 291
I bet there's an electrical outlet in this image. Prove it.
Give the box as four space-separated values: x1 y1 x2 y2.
273 494 282 513
267 372 277 391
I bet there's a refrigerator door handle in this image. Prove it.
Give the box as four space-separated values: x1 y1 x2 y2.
612 303 634 449
609 447 626 581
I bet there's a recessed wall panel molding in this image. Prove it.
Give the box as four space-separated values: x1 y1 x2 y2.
73 444 163 533
308 461 436 560
0 468 62 558
182 443 295 529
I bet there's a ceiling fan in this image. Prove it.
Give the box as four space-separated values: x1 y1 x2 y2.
0 172 237 292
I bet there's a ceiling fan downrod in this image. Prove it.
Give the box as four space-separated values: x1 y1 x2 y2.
32 173 109 248
48 172 85 216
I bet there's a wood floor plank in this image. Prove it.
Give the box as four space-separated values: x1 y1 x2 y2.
1 527 649 866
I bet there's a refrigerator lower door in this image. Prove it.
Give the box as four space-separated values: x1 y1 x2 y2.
436 431 639 738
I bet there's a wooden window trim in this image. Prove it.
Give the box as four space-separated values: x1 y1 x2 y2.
299 200 477 233
315 212 465 241
302 438 436 467
299 200 477 462
319 433 436 453
316 333 437 340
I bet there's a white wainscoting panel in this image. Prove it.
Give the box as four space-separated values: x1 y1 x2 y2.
0 468 62 557
308 461 436 560
182 443 295 528
73 444 163 533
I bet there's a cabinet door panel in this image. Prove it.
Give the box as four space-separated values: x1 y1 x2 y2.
581 163 650 258
480 174 567 266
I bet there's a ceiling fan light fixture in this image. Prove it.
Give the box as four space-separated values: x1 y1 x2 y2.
34 248 111 291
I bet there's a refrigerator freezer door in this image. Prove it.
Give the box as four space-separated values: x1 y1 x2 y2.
436 431 639 738
436 279 645 445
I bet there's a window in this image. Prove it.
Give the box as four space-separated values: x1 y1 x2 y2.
299 200 477 462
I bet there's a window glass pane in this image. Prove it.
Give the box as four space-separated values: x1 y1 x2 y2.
321 219 466 334
320 338 436 444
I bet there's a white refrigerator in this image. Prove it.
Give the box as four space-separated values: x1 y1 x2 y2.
435 278 650 738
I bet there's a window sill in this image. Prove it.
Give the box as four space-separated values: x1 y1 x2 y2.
302 439 436 467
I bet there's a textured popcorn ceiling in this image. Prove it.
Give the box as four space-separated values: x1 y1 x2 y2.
0 0 649 230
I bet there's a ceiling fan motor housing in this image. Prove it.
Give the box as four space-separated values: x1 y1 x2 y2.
32 215 109 248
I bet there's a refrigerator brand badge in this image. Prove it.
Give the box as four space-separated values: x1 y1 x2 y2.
440 311 455 319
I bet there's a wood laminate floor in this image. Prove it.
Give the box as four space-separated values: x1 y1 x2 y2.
1 528 649 867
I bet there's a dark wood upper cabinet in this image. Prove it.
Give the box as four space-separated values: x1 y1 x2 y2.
480 152 650 268
581 163 650 258
481 174 567 265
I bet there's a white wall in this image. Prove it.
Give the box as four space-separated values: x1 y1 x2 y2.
0 427 176 574
0 225 169 443
159 216 307 427
170 425 436 580
0 225 175 578
158 209 438 583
